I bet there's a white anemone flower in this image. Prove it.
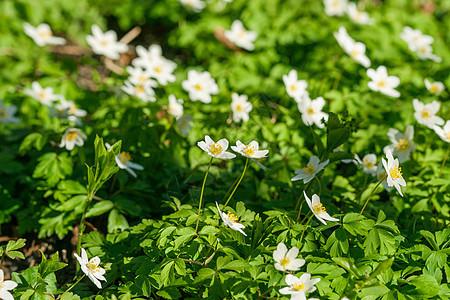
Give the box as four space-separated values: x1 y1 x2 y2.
74 248 107 289
381 149 406 197
273 242 305 272
279 273 321 300
60 128 87 151
346 3 373 25
334 27 370 68
215 202 246 236
224 20 258 51
354 154 377 176
115 152 144 177
0 100 20 124
231 140 269 159
376 162 391 192
126 66 152 86
23 23 66 46
24 81 62 106
180 0 206 12
292 156 329 184
198 136 236 159
416 44 442 62
55 98 87 124
298 96 328 128
182 70 219 103
132 45 163 69
0 269 17 300
86 25 128 60
282 70 309 103
424 79 444 96
167 94 184 119
324 0 348 17
146 56 177 86
231 93 252 122
367 66 400 98
304 192 339 225
177 114 193 136
400 26 434 52
413 99 444 129
384 125 415 163
433 121 450 143
122 80 157 102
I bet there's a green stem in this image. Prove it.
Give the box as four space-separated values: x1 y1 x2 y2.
298 214 314 249
221 174 240 203
294 180 313 211
439 143 450 177
352 176 377 203
260 275 284 298
203 226 225 265
57 274 86 300
76 192 94 259
360 174 387 215
295 180 313 223
223 157 249 207
314 176 322 196
195 157 213 233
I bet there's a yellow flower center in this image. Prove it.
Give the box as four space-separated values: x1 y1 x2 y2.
39 30 52 38
419 47 427 54
302 162 315 174
38 91 47 100
210 142 223 156
119 152 131 163
351 49 359 57
154 66 162 73
293 282 305 291
421 109 431 119
194 83 203 91
100 39 109 47
66 132 77 141
332 0 340 7
389 165 402 179
395 139 409 151
446 132 450 141
135 85 145 94
238 29 246 39
227 212 238 223
243 145 256 156
307 107 315 114
363 158 375 169
280 257 290 267
236 104 243 112
378 80 386 88
68 105 78 115
290 84 297 91
313 203 326 214
430 85 439 93
139 75 148 83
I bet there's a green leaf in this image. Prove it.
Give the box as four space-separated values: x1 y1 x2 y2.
332 257 362 279
311 127 325 159
38 251 67 279
194 268 215 284
173 258 186 276
343 213 374 236
420 230 439 251
86 200 115 218
19 133 48 155
108 209 129 233
325 227 349 257
160 261 174 287
221 260 250 271
33 152 73 186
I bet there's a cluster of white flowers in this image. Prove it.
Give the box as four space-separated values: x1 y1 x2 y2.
334 27 370 68
324 0 373 24
400 26 441 62
198 136 269 161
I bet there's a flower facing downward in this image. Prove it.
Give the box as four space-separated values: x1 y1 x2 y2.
215 202 246 236
231 93 252 122
24 82 61 106
74 248 107 289
304 192 339 225
382 149 406 197
60 128 87 151
279 273 321 300
282 70 309 103
0 269 17 300
167 94 184 119
367 66 400 98
106 143 144 178
384 126 415 163
273 242 305 272
334 27 371 68
354 154 377 176
424 79 444 96
413 99 444 129
298 97 329 128
292 156 329 184
86 25 128 60
433 121 450 143
231 140 269 158
224 20 258 51
23 23 66 46
182 70 219 103
198 136 236 159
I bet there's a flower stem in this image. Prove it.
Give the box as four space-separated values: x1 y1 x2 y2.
314 176 322 196
360 174 387 215
223 157 249 207
57 274 86 300
195 157 213 233
298 214 314 249
203 226 225 265
295 180 313 223
439 143 450 177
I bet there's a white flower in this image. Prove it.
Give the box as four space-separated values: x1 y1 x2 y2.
433 121 450 143
384 126 415 163
167 95 184 119
23 23 66 46
126 66 152 86
279 273 321 300
146 56 177 86
59 128 87 151
224 20 258 51
424 79 444 96
346 3 373 25
413 99 444 129
122 80 157 102
298 96 328 128
231 93 252 122
367 66 400 98
215 201 246 236
74 248 107 289
334 27 370 68
105 143 144 178
198 136 236 159
400 26 434 52
282 70 309 103
182 70 219 103
304 192 339 225
132 45 163 69
177 114 193 136
0 269 17 300
381 149 406 197
273 242 305 272
180 0 206 12
0 100 20 124
416 43 442 62
354 154 377 176
291 156 329 184
376 162 391 192
24 81 61 106
324 0 348 17
231 140 269 159
54 98 87 124
86 25 128 60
